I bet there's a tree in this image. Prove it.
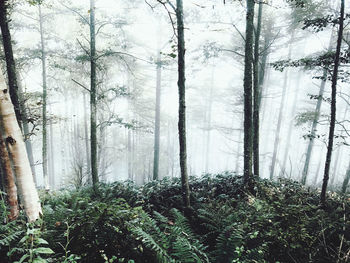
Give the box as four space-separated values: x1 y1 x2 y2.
90 0 98 189
0 0 22 125
176 0 190 207
252 1 263 177
270 34 294 180
301 33 333 185
341 162 350 194
320 0 345 205
243 0 255 186
153 49 162 180
0 135 18 221
38 3 50 190
0 70 41 222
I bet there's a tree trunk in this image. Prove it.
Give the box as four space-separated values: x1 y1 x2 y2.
176 0 190 208
17 74 37 184
83 93 91 177
301 32 334 185
38 4 49 190
281 70 302 176
0 0 22 126
243 0 255 186
341 163 350 194
257 20 272 111
270 34 293 180
320 0 344 205
90 0 98 189
0 70 41 222
205 67 214 174
253 1 263 177
153 51 162 180
312 152 323 187
329 108 347 187
49 117 55 188
0 136 18 221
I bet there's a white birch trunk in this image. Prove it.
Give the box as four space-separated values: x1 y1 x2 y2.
0 70 41 222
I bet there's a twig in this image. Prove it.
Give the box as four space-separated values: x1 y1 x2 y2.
71 79 90 92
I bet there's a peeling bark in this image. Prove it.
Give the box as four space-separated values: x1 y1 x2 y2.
0 71 41 222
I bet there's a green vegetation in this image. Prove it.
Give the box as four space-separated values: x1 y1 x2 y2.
1 173 350 262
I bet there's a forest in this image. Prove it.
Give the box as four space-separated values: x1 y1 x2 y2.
0 0 349 262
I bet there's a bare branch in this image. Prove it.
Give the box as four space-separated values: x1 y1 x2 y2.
71 79 90 92
76 38 90 57
59 1 90 25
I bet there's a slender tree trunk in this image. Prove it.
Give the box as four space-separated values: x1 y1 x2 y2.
90 0 98 189
0 0 22 126
341 163 350 194
312 152 323 187
253 1 263 177
49 117 55 188
320 0 344 205
330 108 347 187
17 75 37 184
38 5 49 190
270 35 293 180
127 128 132 180
301 31 335 184
0 71 41 222
243 0 255 186
176 0 190 208
281 70 302 176
153 51 162 180
205 67 214 173
83 93 91 177
0 136 18 221
257 21 272 111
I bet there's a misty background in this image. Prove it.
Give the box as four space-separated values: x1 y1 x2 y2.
7 0 349 189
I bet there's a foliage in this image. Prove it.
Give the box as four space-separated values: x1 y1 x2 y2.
1 173 350 262
131 208 209 263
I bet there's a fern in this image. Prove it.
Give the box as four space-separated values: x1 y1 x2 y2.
132 227 174 263
131 209 209 263
0 220 24 247
213 223 244 262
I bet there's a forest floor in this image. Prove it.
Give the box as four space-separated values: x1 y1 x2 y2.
1 173 350 263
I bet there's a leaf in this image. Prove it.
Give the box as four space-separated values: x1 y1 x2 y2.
16 254 29 263
33 247 55 254
36 238 49 245
32 257 48 263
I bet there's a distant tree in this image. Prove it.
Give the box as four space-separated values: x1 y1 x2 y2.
153 46 162 180
300 32 334 185
341 162 350 194
38 3 50 190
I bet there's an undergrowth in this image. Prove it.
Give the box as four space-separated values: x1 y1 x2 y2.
1 173 350 262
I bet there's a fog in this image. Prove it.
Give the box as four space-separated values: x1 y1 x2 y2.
5 0 349 190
